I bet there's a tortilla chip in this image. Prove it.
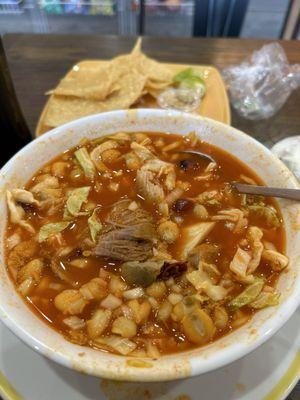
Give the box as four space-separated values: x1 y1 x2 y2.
45 71 146 127
44 96 108 127
111 40 171 85
131 37 142 56
137 54 172 84
106 71 146 108
145 78 171 91
53 63 117 100
52 37 170 101
109 54 137 77
43 37 172 129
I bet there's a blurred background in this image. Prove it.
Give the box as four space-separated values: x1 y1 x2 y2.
0 0 299 40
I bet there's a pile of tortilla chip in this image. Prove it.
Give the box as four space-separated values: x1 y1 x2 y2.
43 39 172 128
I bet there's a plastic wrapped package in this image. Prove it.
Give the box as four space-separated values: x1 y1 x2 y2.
222 43 300 120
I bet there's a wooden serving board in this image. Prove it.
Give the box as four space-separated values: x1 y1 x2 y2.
36 61 231 137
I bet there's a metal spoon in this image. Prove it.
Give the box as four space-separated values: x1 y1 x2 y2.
174 152 300 201
173 150 216 164
233 182 300 201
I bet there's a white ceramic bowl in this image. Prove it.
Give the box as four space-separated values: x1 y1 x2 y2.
1 109 300 382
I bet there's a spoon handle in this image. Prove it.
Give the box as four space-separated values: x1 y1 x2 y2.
233 183 300 201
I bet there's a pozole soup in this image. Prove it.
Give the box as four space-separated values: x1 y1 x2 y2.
5 131 288 357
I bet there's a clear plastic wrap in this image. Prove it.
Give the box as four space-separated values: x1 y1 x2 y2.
222 43 300 120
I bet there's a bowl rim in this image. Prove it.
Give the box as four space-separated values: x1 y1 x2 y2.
1 108 300 382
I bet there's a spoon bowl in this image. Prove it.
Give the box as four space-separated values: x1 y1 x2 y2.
173 150 216 164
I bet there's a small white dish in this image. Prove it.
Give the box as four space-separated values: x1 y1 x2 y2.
0 109 300 382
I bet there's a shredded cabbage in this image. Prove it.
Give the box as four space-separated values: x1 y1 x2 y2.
38 221 71 243
186 269 227 301
247 205 280 228
88 207 102 243
250 291 280 309
262 249 289 271
195 190 222 207
64 186 90 219
186 270 208 291
229 247 253 283
93 335 136 355
229 278 264 308
180 222 216 259
75 147 95 179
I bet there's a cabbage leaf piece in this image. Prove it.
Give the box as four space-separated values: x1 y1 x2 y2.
247 205 280 228
186 268 227 301
92 335 136 355
180 222 216 259
229 277 264 308
64 186 90 219
196 190 222 207
229 247 254 284
38 221 71 243
88 207 103 243
75 147 95 179
261 249 289 271
250 291 280 309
